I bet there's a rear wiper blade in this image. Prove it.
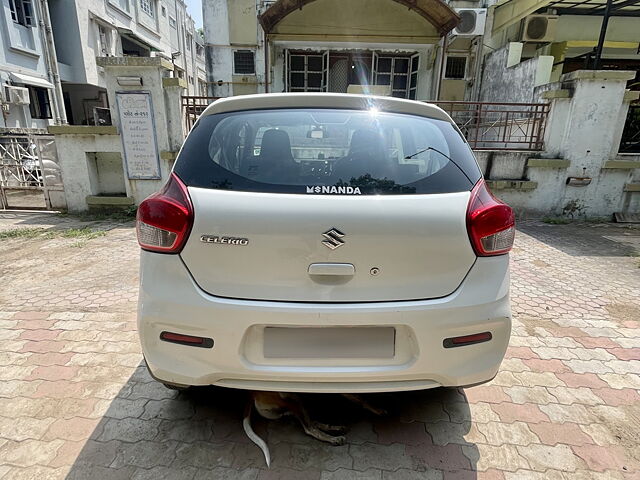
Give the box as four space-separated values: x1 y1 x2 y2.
404 146 474 185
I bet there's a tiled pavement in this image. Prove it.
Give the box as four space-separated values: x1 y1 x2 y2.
0 212 639 479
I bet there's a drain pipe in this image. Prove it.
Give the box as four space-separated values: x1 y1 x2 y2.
435 32 448 100
36 0 67 125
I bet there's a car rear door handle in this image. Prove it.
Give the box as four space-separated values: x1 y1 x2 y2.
308 263 355 276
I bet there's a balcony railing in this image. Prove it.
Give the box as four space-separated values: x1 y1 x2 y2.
432 101 549 151
182 96 550 151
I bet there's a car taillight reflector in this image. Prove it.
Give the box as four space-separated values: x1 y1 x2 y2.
466 180 515 256
160 331 214 348
136 173 193 253
443 332 492 348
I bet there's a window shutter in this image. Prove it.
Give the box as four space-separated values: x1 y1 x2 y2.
21 0 34 27
9 0 18 22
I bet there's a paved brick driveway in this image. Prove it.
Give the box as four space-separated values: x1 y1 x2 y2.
0 212 639 480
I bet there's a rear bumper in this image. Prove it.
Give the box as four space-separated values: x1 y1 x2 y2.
138 252 511 393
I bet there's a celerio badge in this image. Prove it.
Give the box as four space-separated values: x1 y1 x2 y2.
322 228 345 250
200 235 249 246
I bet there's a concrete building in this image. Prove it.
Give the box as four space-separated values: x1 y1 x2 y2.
1 0 206 129
477 0 640 103
0 0 66 128
47 0 206 125
201 0 640 105
203 0 474 100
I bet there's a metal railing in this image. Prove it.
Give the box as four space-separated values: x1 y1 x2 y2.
182 95 219 133
619 103 640 153
432 101 549 151
182 96 550 151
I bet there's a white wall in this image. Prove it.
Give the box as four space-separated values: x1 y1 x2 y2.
49 0 202 94
0 0 55 128
481 71 640 218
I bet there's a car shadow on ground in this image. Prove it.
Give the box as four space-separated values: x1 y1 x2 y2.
517 222 640 258
65 363 479 479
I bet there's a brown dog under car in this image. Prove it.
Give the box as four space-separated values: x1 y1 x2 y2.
243 391 387 467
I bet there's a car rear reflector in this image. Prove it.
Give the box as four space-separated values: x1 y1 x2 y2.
466 180 515 256
443 332 492 348
160 331 214 348
136 173 194 254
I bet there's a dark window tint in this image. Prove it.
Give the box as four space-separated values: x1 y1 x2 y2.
233 50 255 75
175 108 480 195
28 86 51 119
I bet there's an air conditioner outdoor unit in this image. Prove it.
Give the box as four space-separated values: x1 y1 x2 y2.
453 9 487 37
521 15 559 43
4 86 30 105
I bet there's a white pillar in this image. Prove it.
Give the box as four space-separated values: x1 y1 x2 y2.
203 0 233 97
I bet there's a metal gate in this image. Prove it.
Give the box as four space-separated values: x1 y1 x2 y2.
0 134 64 210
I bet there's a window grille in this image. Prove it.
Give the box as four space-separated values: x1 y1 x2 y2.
445 56 467 80
140 0 154 17
234 50 256 75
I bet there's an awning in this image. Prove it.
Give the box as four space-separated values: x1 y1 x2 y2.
259 0 460 37
10 72 54 89
117 28 162 52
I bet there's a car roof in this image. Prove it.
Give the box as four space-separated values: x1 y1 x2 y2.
200 93 454 123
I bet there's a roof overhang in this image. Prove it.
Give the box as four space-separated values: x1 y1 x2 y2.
545 0 640 16
117 28 162 52
259 0 460 37
10 72 54 89
492 0 640 33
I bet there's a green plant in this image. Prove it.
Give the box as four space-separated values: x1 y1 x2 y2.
0 227 105 241
0 228 47 239
542 217 570 225
59 227 106 239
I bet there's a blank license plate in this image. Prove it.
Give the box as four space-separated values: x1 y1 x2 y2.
263 327 396 359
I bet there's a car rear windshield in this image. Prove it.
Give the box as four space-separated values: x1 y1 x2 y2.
175 108 481 195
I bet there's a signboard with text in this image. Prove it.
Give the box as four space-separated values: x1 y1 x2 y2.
116 91 161 179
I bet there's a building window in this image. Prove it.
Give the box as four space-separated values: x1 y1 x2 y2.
9 0 34 27
140 0 154 17
169 16 176 28
372 53 419 99
161 5 166 16
28 87 52 119
109 0 130 12
188 75 194 85
233 50 255 75
444 56 467 80
196 43 204 57
287 52 326 92
186 33 192 52
98 24 113 56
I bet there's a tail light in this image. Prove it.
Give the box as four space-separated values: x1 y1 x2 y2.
136 173 193 253
466 180 515 256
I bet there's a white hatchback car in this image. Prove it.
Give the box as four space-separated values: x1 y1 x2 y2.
137 93 513 393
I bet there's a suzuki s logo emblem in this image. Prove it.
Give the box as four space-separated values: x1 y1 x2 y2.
322 228 345 250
